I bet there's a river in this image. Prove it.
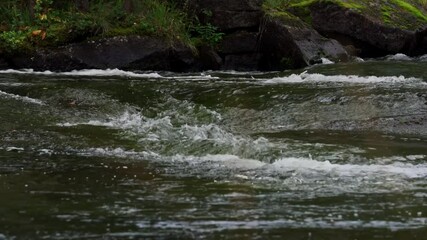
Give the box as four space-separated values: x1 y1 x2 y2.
1 56 427 239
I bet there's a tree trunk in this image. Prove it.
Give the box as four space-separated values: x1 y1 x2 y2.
28 0 36 18
75 0 89 12
123 0 134 13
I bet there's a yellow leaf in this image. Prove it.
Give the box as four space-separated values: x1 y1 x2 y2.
41 31 47 40
32 30 42 36
39 14 47 21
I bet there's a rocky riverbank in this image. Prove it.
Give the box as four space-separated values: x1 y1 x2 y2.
1 0 426 71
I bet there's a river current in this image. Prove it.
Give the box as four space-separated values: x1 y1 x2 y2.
1 56 427 239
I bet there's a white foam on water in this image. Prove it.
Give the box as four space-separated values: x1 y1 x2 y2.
78 147 159 160
167 74 219 80
137 218 427 231
0 82 27 87
58 110 151 129
58 111 177 143
58 110 268 154
0 68 221 80
386 53 413 61
179 124 238 142
160 153 427 181
6 147 25 152
0 69 55 75
264 71 421 84
321 58 334 64
353 57 365 62
0 68 162 78
171 154 266 170
61 69 162 78
0 90 44 105
270 157 427 179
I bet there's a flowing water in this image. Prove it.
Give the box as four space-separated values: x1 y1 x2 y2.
1 56 427 239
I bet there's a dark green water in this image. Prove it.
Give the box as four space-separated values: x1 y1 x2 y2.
1 59 427 239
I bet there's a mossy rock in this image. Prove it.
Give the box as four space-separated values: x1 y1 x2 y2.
264 0 427 31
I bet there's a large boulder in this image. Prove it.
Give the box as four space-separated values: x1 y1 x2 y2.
260 13 349 70
219 31 258 54
0 50 10 69
222 53 261 71
8 36 198 72
197 45 223 70
218 31 260 70
187 0 263 31
412 27 427 56
309 2 417 56
0 58 9 70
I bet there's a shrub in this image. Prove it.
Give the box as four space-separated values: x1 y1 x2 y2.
0 30 29 51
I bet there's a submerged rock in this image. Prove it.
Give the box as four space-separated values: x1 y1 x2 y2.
260 12 349 70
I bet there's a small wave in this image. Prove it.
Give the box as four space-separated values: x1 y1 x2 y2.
138 218 427 231
0 69 55 75
0 68 220 80
0 68 162 78
58 111 149 128
57 111 175 142
157 153 427 181
264 71 420 84
61 69 162 78
79 147 157 159
57 110 266 155
385 53 427 62
167 74 219 80
0 83 28 87
6 147 25 152
352 57 365 62
0 90 44 105
270 157 427 179
386 53 413 61
171 154 266 170
321 58 334 64
157 153 427 180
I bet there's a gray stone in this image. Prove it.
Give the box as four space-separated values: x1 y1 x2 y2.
0 57 9 70
222 53 260 71
260 14 349 70
219 31 259 54
310 2 416 56
9 36 198 72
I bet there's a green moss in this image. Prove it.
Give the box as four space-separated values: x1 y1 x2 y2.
266 11 308 29
391 0 427 21
263 0 427 31
289 0 317 8
381 5 393 25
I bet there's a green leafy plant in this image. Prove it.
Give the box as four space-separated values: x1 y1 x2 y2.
191 23 224 46
0 30 28 51
0 0 221 52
